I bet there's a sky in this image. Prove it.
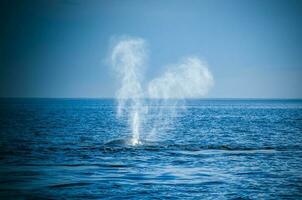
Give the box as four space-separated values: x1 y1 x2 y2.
0 0 301 98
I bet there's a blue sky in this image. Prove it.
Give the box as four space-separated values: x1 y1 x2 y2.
0 0 301 98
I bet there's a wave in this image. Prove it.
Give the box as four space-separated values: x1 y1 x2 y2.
101 139 301 153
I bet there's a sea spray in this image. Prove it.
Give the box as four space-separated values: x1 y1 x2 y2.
110 37 147 145
109 37 214 145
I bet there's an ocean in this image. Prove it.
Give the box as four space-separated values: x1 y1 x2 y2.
0 99 301 199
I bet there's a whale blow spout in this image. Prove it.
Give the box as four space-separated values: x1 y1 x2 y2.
110 37 146 146
131 111 140 145
109 37 214 146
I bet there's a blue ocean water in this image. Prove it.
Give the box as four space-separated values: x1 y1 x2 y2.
0 99 301 199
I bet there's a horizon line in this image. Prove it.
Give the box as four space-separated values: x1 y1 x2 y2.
0 97 302 100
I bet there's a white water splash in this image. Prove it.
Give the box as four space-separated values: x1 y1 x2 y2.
109 37 214 145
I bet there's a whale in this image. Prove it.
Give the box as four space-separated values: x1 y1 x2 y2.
104 138 133 147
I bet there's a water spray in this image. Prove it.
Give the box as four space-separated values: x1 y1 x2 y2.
110 37 214 145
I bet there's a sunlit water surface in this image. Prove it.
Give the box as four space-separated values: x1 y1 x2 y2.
0 99 301 199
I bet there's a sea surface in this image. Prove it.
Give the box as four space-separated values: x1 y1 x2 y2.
0 99 301 199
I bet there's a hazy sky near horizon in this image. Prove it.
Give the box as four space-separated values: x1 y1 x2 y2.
0 0 301 98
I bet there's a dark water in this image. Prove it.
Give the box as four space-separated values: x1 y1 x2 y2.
0 99 301 199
